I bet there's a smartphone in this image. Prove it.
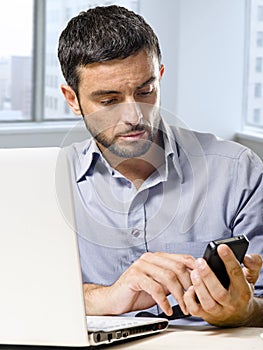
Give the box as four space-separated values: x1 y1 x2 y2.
203 235 249 289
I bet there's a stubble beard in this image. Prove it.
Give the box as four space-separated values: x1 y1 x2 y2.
94 124 158 159
80 101 162 159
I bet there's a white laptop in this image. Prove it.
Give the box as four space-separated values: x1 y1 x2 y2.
0 147 168 347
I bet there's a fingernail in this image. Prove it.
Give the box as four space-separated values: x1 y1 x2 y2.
245 254 253 262
196 258 206 269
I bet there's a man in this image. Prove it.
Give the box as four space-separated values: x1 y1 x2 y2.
58 5 263 327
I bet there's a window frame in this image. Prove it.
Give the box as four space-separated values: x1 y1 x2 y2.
0 0 84 141
32 0 45 123
242 0 263 134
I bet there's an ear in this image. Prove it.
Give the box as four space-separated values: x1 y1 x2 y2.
159 64 165 79
60 84 82 115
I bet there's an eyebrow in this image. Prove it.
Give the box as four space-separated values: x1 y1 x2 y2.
90 76 156 98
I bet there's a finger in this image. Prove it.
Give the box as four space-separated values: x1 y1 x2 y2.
141 252 195 290
138 256 189 314
184 285 203 317
192 258 230 307
135 275 173 316
243 254 262 269
243 254 263 284
190 267 225 313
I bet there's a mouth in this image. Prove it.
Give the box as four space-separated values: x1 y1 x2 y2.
118 130 147 141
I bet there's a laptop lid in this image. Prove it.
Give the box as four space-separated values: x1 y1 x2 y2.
0 147 168 347
0 147 89 346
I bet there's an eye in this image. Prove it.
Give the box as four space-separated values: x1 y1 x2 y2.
139 91 152 95
137 86 154 97
100 98 118 106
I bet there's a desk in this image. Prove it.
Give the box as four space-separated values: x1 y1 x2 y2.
107 326 263 350
0 327 260 349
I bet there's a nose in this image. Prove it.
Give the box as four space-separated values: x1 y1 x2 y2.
121 102 143 126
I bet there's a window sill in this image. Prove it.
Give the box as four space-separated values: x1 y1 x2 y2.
0 120 84 134
235 129 263 143
0 121 88 148
235 129 263 160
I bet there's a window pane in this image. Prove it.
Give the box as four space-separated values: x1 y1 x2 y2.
0 0 33 122
256 31 263 47
258 5 263 20
245 0 263 128
255 57 263 72
255 83 262 97
44 0 139 120
253 108 261 124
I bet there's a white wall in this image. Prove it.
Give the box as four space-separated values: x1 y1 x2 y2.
140 0 180 118
141 0 246 140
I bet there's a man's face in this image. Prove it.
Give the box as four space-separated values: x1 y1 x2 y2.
66 50 164 158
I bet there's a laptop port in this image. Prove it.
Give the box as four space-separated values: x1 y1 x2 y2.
96 333 101 343
116 331 122 339
107 333 113 342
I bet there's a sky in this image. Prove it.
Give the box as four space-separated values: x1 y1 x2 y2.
0 0 33 57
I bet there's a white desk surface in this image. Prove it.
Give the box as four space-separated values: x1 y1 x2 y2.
107 326 263 350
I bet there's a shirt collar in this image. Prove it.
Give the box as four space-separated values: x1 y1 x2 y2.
160 120 183 182
75 139 109 182
75 120 183 183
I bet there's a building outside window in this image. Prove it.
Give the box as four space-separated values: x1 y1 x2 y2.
0 0 33 122
255 82 262 97
256 31 263 46
245 0 263 129
258 5 263 20
253 108 261 123
44 0 139 120
256 57 263 72
0 0 139 123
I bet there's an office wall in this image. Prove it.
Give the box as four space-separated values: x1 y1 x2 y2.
142 0 263 160
140 0 180 119
141 0 246 140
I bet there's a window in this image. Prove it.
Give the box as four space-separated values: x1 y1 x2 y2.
256 57 263 72
258 5 263 20
256 31 263 47
255 83 262 97
44 0 139 120
0 0 33 122
0 0 139 124
253 108 261 123
245 0 263 129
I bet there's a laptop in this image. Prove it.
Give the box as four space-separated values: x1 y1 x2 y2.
0 147 168 347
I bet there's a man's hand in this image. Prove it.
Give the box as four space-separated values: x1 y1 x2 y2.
83 252 195 316
184 244 263 327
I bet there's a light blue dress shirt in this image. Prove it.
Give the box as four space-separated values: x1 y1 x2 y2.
66 122 263 325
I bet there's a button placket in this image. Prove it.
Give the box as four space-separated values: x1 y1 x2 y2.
127 192 147 246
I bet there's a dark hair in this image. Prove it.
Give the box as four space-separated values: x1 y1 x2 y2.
58 5 162 94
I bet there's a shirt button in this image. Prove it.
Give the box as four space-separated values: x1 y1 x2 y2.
131 229 141 237
127 181 132 188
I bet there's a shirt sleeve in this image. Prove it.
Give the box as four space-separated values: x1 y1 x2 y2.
231 148 263 296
